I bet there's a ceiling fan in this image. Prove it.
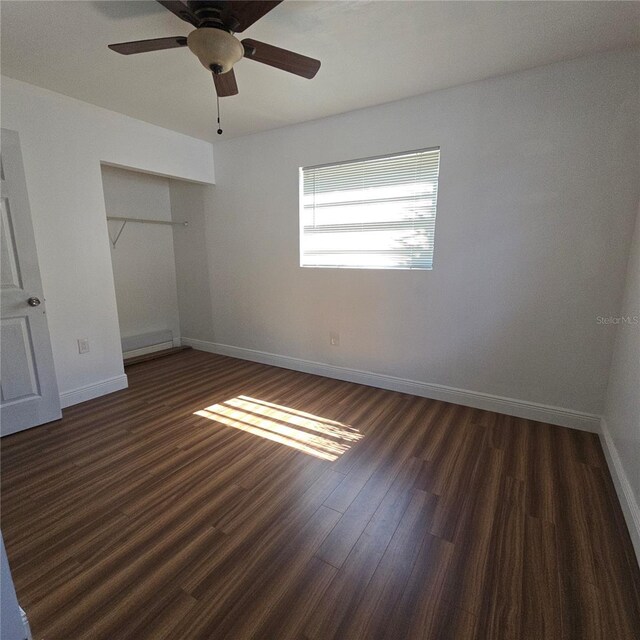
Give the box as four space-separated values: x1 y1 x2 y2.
108 0 321 99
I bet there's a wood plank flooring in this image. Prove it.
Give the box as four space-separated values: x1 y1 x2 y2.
2 350 639 639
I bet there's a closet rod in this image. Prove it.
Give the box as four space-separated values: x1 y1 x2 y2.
107 216 188 248
107 216 188 227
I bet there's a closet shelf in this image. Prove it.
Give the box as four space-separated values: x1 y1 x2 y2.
107 216 188 247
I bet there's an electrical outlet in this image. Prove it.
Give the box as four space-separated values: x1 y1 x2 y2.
329 331 339 346
77 338 90 354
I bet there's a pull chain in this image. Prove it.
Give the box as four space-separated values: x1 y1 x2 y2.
216 92 223 135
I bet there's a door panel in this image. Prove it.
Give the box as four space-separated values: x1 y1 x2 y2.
1 195 22 289
1 317 39 401
0 129 61 436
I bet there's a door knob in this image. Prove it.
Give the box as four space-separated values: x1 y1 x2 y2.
27 297 41 307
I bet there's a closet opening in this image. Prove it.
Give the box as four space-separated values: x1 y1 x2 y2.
101 165 189 366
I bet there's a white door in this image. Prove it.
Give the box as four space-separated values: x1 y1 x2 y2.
1 532 28 640
1 129 61 436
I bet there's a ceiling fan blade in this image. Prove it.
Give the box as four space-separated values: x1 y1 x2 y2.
213 68 239 97
156 0 199 27
108 36 188 55
225 1 283 32
242 39 320 79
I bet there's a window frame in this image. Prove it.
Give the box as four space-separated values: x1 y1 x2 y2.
299 145 441 271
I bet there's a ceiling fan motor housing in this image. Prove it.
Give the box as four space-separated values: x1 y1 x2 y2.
187 28 244 74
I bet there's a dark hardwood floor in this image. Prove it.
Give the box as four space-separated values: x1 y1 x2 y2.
1 350 639 639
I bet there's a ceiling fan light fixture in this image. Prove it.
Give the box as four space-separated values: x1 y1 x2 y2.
187 28 243 73
108 1 321 98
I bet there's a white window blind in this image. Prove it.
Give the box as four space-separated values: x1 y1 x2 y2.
300 147 440 270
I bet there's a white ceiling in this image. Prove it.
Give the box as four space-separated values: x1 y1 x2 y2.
2 1 639 141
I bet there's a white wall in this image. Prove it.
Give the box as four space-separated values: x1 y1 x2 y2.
601 202 640 558
102 166 180 348
199 50 639 422
170 179 217 343
0 78 214 405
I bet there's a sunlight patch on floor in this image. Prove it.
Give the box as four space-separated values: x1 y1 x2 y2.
194 396 363 461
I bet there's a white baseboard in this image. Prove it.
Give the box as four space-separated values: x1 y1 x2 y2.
181 338 601 432
59 374 128 408
123 341 174 359
600 417 640 562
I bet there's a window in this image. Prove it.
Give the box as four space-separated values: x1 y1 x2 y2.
300 147 440 270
